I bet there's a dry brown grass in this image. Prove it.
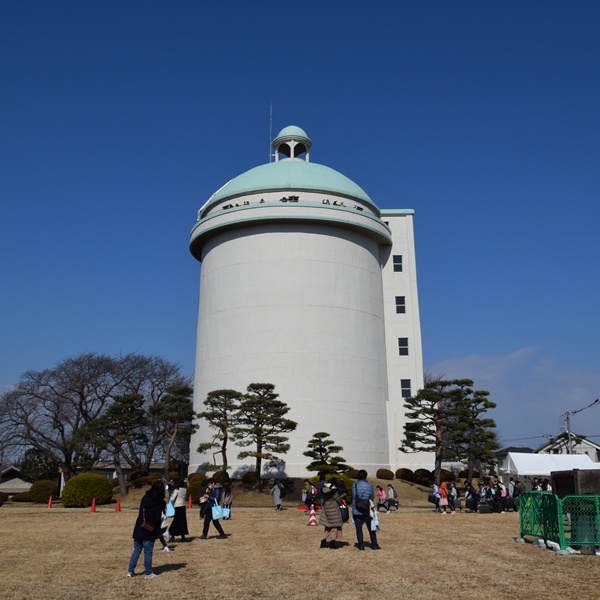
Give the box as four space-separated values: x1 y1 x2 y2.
2 485 600 600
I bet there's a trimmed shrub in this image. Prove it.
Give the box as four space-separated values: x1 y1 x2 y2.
11 491 32 502
241 472 256 485
168 471 180 481
395 468 414 482
111 478 121 488
440 469 456 483
29 480 58 503
126 470 148 482
413 469 433 486
187 480 207 503
458 469 480 479
131 473 162 489
345 469 359 479
61 473 113 507
308 473 355 502
188 472 207 485
0 491 9 505
376 469 394 480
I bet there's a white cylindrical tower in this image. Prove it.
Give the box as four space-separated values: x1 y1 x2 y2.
189 126 413 477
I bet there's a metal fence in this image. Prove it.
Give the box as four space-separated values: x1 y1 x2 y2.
520 490 600 549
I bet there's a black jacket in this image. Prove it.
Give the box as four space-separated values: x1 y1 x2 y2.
132 490 166 541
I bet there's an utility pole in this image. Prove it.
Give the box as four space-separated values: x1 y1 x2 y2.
560 399 600 454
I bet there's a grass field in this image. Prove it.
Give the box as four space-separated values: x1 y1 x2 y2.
1 485 599 600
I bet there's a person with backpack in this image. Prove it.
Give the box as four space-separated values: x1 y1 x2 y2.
351 470 381 551
387 484 399 511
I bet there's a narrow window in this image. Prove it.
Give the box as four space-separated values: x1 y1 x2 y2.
398 338 409 356
401 379 411 398
393 255 403 272
395 296 406 314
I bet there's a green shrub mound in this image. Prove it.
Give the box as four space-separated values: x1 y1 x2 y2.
440 469 456 483
62 473 113 507
132 473 162 489
241 472 256 485
126 470 148 482
29 480 58 503
188 472 207 485
395 468 414 481
168 471 180 481
308 473 355 502
11 491 32 502
376 469 394 480
111 478 121 488
345 469 359 479
0 491 9 505
458 469 480 479
413 468 433 486
187 480 206 503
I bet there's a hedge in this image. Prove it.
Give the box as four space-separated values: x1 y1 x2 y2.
29 480 58 503
61 473 113 507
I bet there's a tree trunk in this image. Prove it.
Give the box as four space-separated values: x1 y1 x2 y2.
164 423 178 480
113 452 128 497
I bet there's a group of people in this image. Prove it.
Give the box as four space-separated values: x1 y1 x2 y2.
431 481 460 514
127 475 233 579
312 471 388 551
463 476 523 513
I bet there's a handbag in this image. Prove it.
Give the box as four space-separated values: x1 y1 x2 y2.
340 503 349 523
222 507 231 519
427 494 438 504
166 500 175 518
211 499 224 520
141 508 155 532
353 484 370 514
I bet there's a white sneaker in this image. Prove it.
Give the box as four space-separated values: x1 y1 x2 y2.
162 547 170 552
126 572 134 578
385 510 390 514
145 573 160 580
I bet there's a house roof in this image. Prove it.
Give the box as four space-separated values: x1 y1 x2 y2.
534 432 600 454
495 446 534 458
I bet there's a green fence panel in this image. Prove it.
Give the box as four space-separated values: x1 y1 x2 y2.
558 495 600 549
520 491 600 550
520 491 548 538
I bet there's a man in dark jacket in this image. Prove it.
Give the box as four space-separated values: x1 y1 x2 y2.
351 470 381 551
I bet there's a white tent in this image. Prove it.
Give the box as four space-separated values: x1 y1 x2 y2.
504 452 600 476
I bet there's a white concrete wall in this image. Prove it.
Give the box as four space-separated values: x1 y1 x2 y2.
189 219 391 478
381 211 434 472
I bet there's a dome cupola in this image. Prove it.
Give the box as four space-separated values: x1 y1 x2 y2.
272 125 312 161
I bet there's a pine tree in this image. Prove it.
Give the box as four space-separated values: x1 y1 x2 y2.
197 389 243 472
303 431 351 474
231 383 297 491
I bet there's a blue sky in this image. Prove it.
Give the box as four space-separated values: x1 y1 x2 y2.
2 2 599 447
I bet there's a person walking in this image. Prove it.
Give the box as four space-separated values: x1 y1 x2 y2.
351 470 381 551
319 483 344 549
387 484 399 511
199 478 227 539
168 479 189 542
438 482 453 514
221 479 233 520
376 485 390 513
127 480 166 579
270 478 284 511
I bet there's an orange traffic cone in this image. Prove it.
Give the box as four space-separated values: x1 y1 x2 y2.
188 495 193 509
115 497 121 512
90 497 97 513
47 496 53 509
307 505 318 526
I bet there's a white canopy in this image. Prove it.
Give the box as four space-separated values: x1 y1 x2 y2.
504 452 600 476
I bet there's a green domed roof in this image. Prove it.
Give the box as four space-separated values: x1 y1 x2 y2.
274 125 310 140
204 160 377 213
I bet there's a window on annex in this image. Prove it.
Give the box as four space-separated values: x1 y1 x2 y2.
393 255 403 272
398 338 409 356
395 296 406 314
401 379 411 398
